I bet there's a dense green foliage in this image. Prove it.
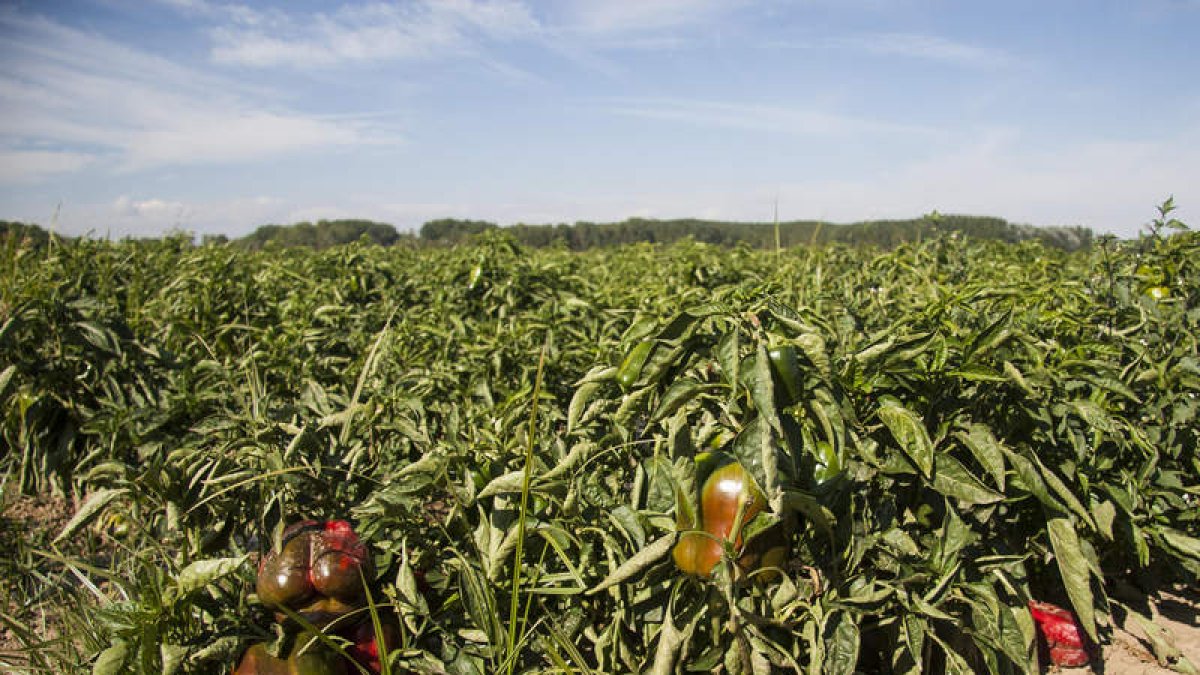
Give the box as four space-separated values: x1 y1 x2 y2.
0 203 1195 674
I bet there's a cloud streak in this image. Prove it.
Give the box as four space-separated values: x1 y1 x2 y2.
768 32 1017 69
551 0 740 35
207 0 540 68
0 12 397 180
603 97 940 138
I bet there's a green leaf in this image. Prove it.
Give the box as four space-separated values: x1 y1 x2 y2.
1003 448 1064 513
567 380 604 433
854 336 895 366
1046 515 1097 642
933 506 975 577
932 454 1003 506
1093 499 1117 541
781 489 836 542
1159 527 1200 562
823 612 861 675
647 608 685 675
954 423 1006 491
188 637 242 666
540 441 594 482
1027 450 1095 529
751 341 782 434
902 614 926 672
55 488 128 544
92 640 128 675
878 398 933 478
586 533 674 595
169 555 248 605
397 543 431 618
1003 361 1037 398
161 643 188 675
0 364 16 399
964 308 1012 359
717 330 741 394
794 333 830 377
651 377 707 422
1070 399 1115 433
608 505 647 549
477 469 526 499
457 559 503 648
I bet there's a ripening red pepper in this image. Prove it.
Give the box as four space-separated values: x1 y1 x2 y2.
238 520 396 675
673 455 785 579
256 520 371 627
1029 600 1089 668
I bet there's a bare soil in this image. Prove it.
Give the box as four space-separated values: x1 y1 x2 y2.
1080 582 1200 675
0 490 75 656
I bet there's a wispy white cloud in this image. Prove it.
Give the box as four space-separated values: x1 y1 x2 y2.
846 33 1015 67
195 0 733 77
768 32 1016 69
0 12 398 180
48 194 289 239
552 0 740 35
604 97 940 138
0 149 95 183
112 195 192 221
149 0 272 26
208 0 539 68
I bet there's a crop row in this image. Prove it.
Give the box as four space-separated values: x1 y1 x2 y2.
0 207 1197 673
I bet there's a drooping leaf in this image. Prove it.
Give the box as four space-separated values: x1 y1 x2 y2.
823 611 861 675
1046 514 1098 642
586 533 674 595
169 555 248 605
55 488 128 544
932 454 1003 506
955 423 1007 491
878 398 934 478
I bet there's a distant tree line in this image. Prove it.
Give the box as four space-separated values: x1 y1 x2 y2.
0 214 1097 252
420 215 1094 251
1 220 52 247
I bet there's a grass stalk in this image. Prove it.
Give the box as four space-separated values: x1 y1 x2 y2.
504 333 550 675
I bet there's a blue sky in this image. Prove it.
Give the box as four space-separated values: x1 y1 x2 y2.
0 0 1197 239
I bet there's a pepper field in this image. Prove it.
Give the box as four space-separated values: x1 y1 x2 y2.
1 205 1198 673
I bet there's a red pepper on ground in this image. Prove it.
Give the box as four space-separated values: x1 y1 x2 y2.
1029 600 1090 668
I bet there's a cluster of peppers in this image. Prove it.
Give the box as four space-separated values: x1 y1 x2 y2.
234 520 397 675
672 452 788 581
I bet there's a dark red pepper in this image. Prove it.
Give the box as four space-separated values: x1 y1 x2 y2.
256 520 371 627
1029 600 1089 668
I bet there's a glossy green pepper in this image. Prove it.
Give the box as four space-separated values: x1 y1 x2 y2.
616 340 654 390
288 632 349 675
256 520 371 627
767 344 803 405
673 455 783 579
